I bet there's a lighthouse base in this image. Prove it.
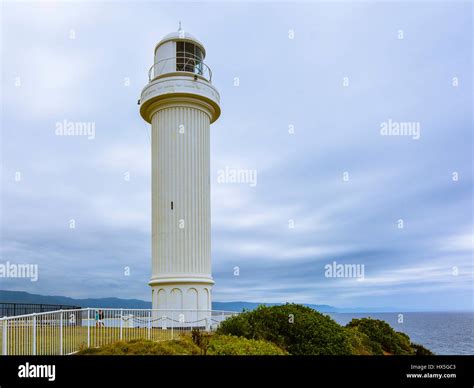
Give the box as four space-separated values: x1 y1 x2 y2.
150 280 213 329
150 280 212 311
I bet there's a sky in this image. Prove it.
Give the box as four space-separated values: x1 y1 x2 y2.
0 0 472 311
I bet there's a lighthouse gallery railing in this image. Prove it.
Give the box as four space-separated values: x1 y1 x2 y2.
0 308 238 355
148 55 213 82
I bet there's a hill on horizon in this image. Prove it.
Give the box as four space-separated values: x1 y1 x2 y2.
0 290 401 313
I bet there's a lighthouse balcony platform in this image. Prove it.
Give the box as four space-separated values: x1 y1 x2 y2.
148 55 213 83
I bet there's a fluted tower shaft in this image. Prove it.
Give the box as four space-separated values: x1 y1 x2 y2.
139 28 220 314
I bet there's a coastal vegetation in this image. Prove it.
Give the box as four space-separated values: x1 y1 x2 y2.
77 304 433 356
218 304 433 355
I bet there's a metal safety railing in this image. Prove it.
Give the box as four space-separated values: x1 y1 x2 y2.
0 308 238 355
0 302 81 317
148 56 213 82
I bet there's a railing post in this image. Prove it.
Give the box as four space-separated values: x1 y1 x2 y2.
171 311 174 340
87 308 90 348
2 318 7 355
120 308 123 340
147 310 151 340
59 311 63 355
32 314 36 355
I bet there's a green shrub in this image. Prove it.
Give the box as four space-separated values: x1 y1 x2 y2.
208 334 287 355
345 318 429 355
217 304 352 355
345 327 383 355
215 311 252 338
412 343 434 355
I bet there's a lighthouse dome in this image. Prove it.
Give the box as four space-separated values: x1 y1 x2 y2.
149 26 212 85
154 28 206 58
141 26 220 124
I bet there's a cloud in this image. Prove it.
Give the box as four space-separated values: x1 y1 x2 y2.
0 1 472 311
439 232 474 252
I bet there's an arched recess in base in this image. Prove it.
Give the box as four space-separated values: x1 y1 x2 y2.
185 288 199 310
200 288 210 311
157 288 167 309
170 288 183 310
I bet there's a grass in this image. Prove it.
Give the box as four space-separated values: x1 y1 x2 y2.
76 337 202 355
75 334 289 355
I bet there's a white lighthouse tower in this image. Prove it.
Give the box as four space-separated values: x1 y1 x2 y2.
139 26 221 314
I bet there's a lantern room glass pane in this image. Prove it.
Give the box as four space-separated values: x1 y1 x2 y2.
175 41 203 75
176 41 185 71
184 42 194 72
195 47 203 75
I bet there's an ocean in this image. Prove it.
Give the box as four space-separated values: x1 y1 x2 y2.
327 312 474 355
